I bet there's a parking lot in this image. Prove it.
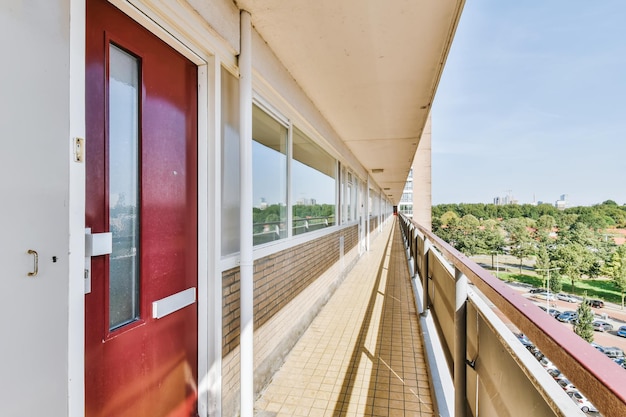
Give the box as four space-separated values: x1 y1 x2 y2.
510 282 626 355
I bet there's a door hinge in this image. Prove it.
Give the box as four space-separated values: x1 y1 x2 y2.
74 137 85 163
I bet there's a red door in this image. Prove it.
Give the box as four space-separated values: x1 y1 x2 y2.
85 1 198 416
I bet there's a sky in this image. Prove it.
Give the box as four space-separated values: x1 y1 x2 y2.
431 1 626 208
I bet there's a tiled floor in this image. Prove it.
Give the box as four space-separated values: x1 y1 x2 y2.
254 220 434 416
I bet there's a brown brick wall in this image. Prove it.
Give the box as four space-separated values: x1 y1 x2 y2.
370 216 379 232
222 225 359 357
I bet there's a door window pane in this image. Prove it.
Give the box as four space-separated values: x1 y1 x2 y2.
292 127 336 234
252 105 288 245
108 44 140 330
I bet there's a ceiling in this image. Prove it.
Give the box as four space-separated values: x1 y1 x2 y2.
236 0 465 204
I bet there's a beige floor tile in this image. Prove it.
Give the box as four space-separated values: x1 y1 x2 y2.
254 221 434 416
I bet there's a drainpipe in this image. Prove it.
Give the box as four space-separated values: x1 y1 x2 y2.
239 9 254 417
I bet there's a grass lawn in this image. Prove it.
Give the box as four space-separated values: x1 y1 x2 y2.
498 271 623 305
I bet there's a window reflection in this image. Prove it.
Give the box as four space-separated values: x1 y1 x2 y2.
108 44 140 330
252 105 288 245
292 127 336 235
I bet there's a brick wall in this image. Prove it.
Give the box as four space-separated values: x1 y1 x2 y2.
370 215 379 233
221 225 359 416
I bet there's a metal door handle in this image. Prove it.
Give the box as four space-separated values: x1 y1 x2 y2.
27 249 38 277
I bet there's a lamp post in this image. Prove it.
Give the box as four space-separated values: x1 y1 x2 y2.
492 250 500 278
536 267 560 314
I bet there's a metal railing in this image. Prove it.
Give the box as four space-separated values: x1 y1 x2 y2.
253 216 335 245
398 213 626 417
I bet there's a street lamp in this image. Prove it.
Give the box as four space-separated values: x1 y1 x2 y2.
491 250 500 278
536 267 560 314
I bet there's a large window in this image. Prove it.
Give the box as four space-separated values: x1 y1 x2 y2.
292 127 336 235
252 104 288 245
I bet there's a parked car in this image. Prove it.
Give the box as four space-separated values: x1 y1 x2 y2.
515 333 534 349
529 287 547 294
538 305 561 317
532 292 557 301
567 390 599 414
547 368 561 379
557 378 576 391
584 299 604 308
592 320 614 332
617 325 626 338
590 342 605 353
539 357 558 372
556 311 578 323
602 346 625 359
556 293 578 303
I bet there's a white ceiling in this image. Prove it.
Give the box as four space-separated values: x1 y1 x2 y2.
236 0 464 204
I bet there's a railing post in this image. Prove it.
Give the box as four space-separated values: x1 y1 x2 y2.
454 267 468 417
421 237 430 316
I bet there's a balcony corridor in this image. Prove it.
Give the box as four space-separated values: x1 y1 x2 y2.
254 219 434 416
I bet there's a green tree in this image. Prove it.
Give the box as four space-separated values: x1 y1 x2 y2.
454 214 483 256
440 210 460 226
603 245 626 308
574 295 595 343
548 271 563 293
553 243 587 293
502 218 534 273
480 219 506 266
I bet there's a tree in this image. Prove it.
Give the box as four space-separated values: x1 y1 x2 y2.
603 245 626 309
534 244 562 291
553 243 587 293
440 210 460 226
454 214 483 256
480 219 506 267
574 295 595 343
502 218 534 273
536 214 556 232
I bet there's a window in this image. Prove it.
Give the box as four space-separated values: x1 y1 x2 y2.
108 44 140 330
221 67 240 256
292 127 336 235
252 104 288 245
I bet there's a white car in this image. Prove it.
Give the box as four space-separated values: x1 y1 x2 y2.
539 357 558 372
556 293 578 303
567 390 599 414
557 378 576 392
531 292 557 301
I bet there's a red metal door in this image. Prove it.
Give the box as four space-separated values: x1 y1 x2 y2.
85 1 198 416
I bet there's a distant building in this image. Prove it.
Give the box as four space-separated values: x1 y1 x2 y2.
296 197 317 206
399 169 414 217
494 191 517 205
555 194 567 210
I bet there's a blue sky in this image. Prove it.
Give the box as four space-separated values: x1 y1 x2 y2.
432 1 626 207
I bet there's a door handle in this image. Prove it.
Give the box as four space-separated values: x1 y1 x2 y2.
84 228 113 294
27 249 38 277
85 228 113 257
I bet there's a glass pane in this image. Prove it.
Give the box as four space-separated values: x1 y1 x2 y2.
252 104 288 245
108 44 140 330
292 127 336 234
221 67 241 256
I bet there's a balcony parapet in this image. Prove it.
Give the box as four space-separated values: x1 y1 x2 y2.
399 214 626 417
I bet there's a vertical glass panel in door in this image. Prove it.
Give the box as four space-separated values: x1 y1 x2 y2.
108 44 140 330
